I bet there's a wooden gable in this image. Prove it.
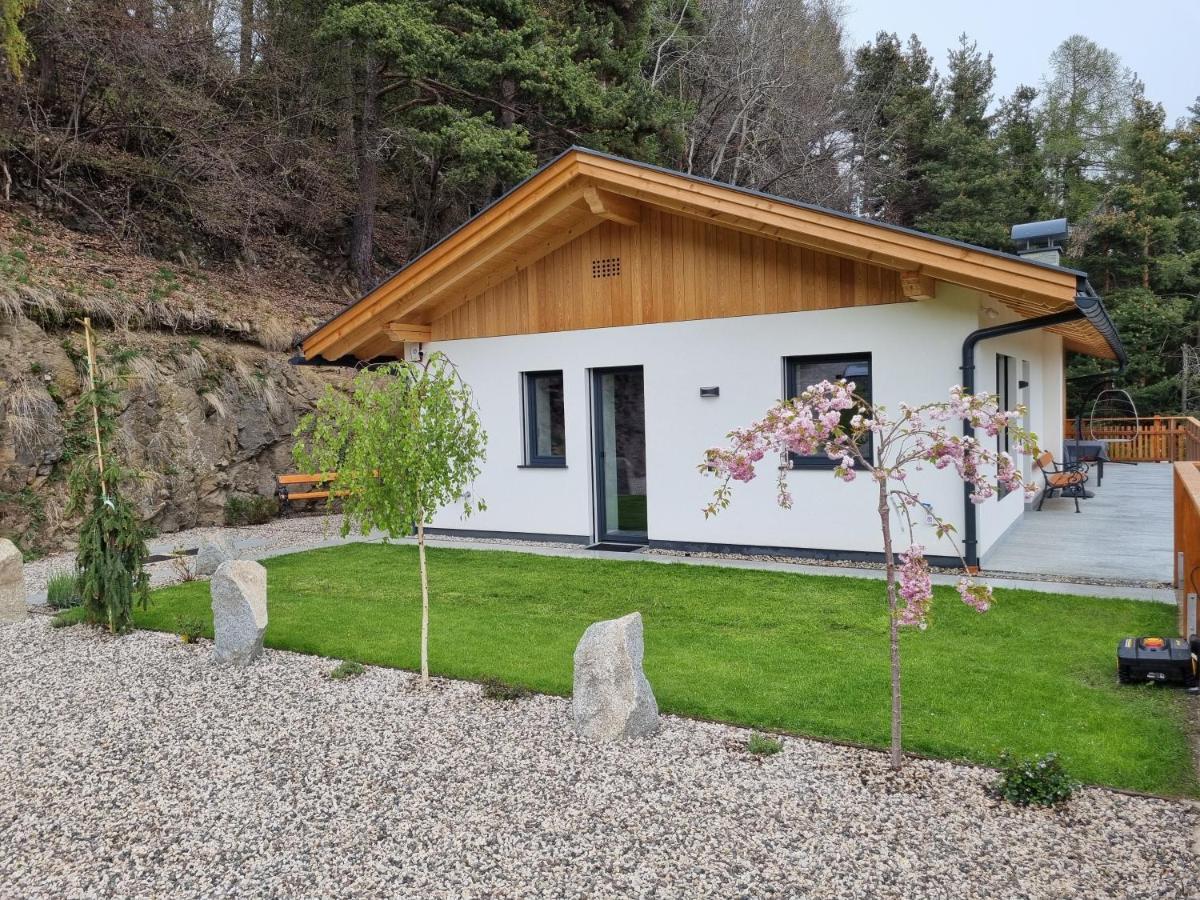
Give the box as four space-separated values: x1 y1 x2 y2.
433 208 905 341
303 148 1118 362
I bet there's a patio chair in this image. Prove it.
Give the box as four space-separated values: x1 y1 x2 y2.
1033 451 1089 513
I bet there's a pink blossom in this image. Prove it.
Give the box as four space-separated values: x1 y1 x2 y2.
956 577 993 613
701 379 1036 627
897 545 933 628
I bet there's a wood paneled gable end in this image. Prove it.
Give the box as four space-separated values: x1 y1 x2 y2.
434 210 906 340
302 147 1117 362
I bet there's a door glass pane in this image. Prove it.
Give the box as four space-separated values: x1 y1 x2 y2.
598 369 647 539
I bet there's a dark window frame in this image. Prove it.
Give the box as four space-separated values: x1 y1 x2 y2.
523 370 567 467
783 352 873 469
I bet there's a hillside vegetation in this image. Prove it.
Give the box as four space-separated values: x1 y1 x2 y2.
0 205 349 555
1 1 1198 553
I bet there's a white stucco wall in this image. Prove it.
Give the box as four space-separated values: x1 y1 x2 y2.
972 303 1066 558
427 286 1067 561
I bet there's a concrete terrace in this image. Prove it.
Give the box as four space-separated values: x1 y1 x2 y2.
983 461 1174 586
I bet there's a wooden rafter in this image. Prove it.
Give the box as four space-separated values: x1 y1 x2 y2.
900 271 935 301
385 322 432 343
582 186 641 226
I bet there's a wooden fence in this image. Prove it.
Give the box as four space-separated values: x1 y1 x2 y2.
1174 462 1200 635
1063 416 1200 462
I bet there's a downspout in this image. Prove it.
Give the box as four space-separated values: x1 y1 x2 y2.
958 278 1126 568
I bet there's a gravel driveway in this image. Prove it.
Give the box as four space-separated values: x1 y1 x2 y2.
1 619 1196 898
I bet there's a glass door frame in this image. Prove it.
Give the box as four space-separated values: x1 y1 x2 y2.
590 365 648 544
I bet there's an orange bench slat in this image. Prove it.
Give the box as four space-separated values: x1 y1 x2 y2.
277 472 338 485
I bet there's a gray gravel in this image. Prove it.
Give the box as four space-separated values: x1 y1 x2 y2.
1 619 1196 898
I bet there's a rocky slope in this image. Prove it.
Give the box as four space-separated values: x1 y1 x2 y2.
0 206 352 556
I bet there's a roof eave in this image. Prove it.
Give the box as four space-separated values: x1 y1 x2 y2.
1073 277 1128 369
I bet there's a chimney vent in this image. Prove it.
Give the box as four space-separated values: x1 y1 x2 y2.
1011 218 1068 266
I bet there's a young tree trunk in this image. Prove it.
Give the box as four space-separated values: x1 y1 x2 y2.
416 510 430 687
239 0 254 73
878 480 902 769
348 53 379 292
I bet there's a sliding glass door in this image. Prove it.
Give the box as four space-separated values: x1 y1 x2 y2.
592 367 647 543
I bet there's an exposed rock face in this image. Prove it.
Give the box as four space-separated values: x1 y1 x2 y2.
210 560 268 667
194 535 237 578
572 611 658 740
0 317 348 555
0 538 27 623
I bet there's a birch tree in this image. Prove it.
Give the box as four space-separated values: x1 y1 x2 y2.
294 353 487 686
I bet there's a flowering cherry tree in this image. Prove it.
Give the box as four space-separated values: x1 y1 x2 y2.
701 380 1038 768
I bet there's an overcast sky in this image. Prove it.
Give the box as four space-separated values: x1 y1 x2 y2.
843 0 1199 123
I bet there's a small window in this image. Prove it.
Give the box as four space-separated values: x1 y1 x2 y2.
784 353 872 468
524 371 566 466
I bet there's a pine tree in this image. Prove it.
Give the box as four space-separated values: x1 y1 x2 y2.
66 324 151 635
994 85 1053 229
1068 94 1200 413
914 36 1009 248
319 0 679 285
850 32 941 226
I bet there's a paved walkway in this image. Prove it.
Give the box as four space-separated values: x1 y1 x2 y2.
25 506 1174 607
411 539 1174 603
983 461 1174 588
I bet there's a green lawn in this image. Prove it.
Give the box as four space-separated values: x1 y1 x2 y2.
132 543 1195 796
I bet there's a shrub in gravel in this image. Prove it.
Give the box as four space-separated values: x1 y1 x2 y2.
68 324 151 634
174 614 205 644
49 610 80 628
747 733 783 756
991 752 1079 807
481 677 531 701
224 495 279 526
45 572 81 610
329 660 366 680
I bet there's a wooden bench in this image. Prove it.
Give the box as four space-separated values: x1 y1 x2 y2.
275 472 340 512
1033 451 1089 513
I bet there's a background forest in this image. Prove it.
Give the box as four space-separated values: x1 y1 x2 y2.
2 0 1199 414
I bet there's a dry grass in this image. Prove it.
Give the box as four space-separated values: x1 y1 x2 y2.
0 282 22 321
0 281 64 323
232 357 290 420
201 390 229 418
4 378 60 454
177 348 207 383
127 353 161 388
257 318 295 352
1 205 345 345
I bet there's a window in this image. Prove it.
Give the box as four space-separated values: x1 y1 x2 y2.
524 371 566 466
784 353 872 468
995 354 1015 456
996 353 1019 496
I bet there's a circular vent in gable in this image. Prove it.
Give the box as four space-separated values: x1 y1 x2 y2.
591 257 621 279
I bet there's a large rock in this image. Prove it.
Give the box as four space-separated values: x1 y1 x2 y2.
572 611 658 740
210 560 267 666
194 535 237 578
0 538 27 623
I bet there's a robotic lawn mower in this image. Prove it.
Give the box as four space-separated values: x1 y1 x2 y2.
1117 636 1199 689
